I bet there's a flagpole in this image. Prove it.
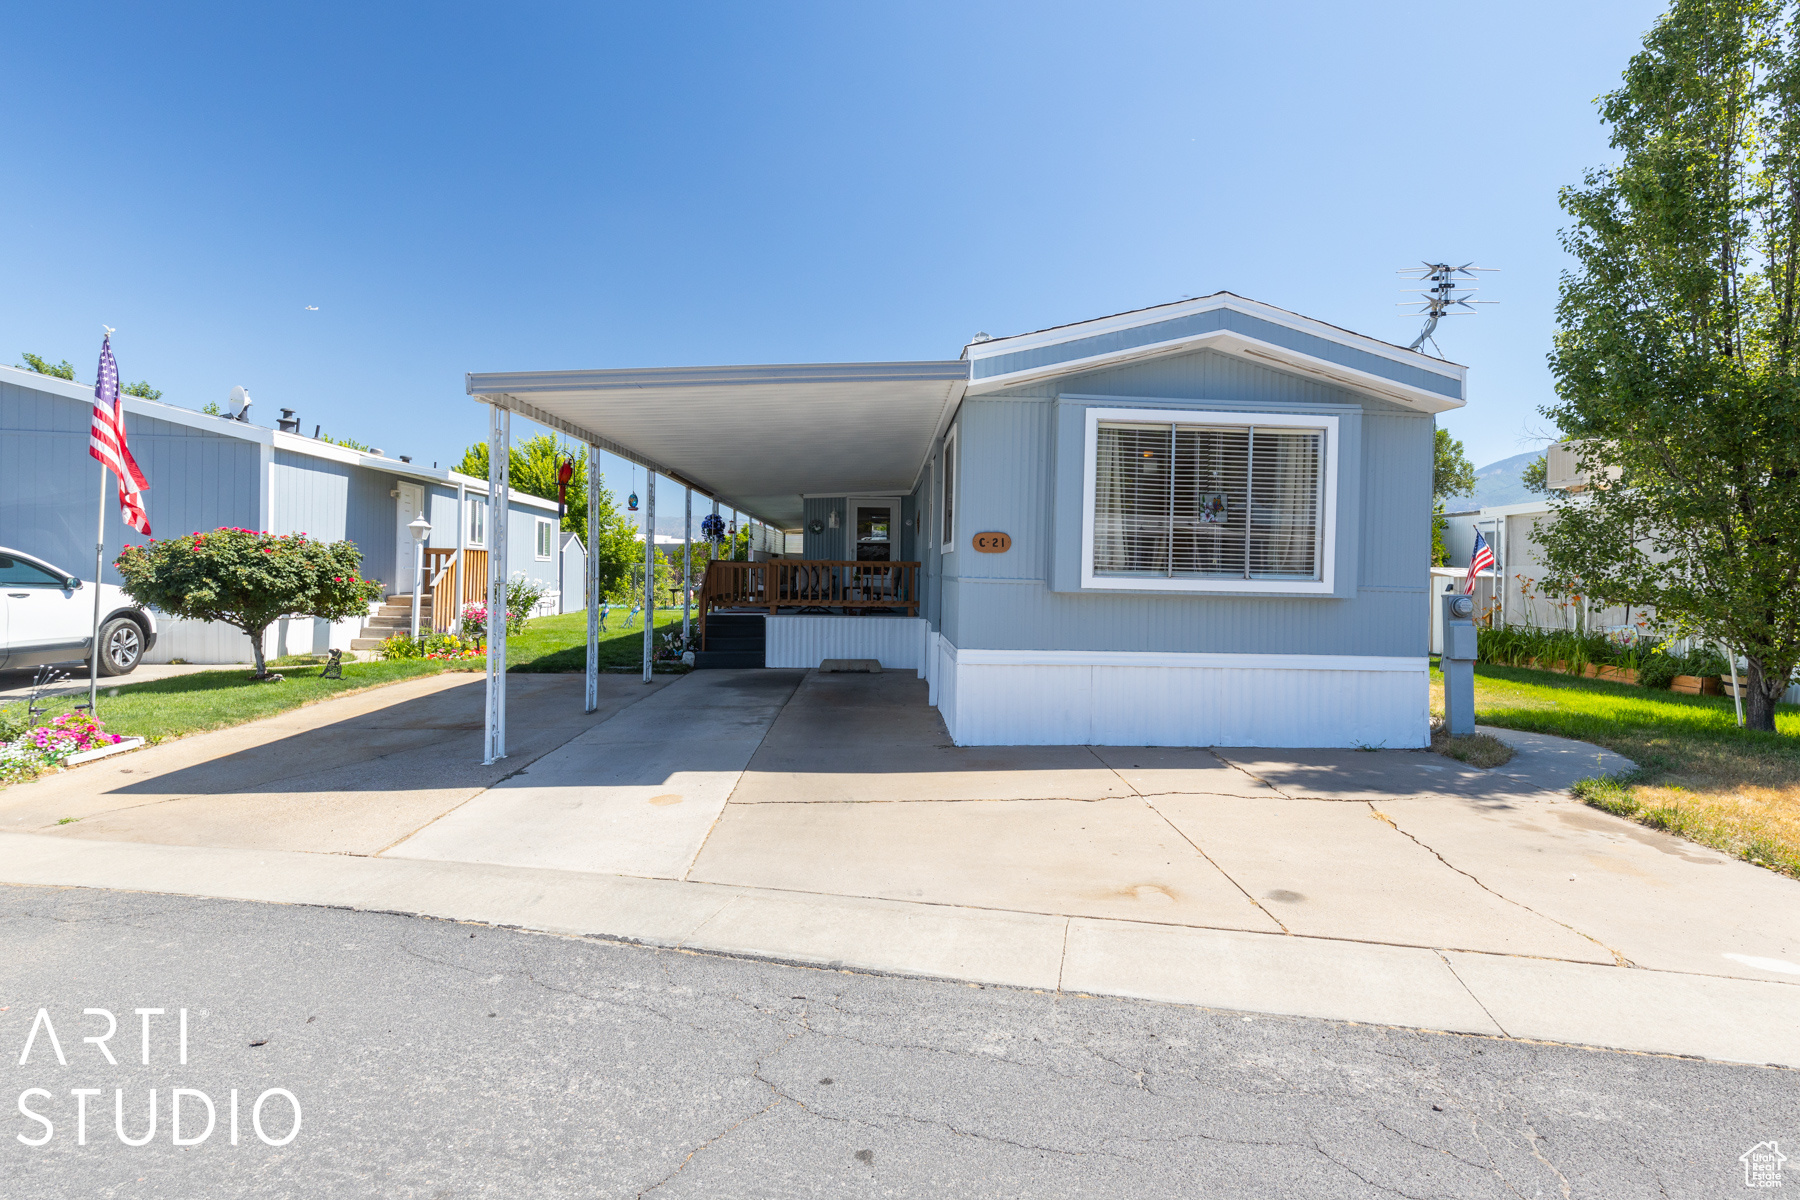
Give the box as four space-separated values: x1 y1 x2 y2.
89 463 107 717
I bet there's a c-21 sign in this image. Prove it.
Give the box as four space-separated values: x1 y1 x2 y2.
971 532 1011 553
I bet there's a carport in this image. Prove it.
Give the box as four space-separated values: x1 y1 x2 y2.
465 361 967 764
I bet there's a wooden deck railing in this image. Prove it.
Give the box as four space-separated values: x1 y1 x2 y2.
424 548 490 634
699 559 919 647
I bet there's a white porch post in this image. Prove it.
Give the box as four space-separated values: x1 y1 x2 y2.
642 472 656 683
682 486 692 645
453 477 466 634
483 401 511 764
585 443 600 713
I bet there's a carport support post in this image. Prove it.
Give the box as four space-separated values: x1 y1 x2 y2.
584 443 599 713
682 486 692 645
483 401 510 763
642 472 656 683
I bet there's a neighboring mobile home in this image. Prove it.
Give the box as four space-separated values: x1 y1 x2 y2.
469 292 1464 749
0 365 559 665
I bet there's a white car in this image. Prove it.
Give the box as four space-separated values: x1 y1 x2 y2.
0 547 158 676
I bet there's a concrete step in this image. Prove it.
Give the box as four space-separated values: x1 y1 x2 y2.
349 637 387 650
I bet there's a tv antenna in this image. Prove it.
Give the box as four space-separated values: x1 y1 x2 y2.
1398 262 1495 355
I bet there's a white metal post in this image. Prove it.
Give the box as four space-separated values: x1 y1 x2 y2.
585 444 600 713
483 403 510 763
88 465 107 715
683 486 692 645
410 538 424 640
642 472 656 683
453 478 466 634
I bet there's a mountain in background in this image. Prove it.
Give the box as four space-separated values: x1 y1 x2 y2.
1445 449 1545 510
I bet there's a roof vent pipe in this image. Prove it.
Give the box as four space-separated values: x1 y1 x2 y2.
277 408 300 433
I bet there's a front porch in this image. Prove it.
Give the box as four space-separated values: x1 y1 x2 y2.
693 558 924 667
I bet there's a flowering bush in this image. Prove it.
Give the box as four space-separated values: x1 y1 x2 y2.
0 711 125 784
116 528 383 679
457 577 543 637
380 632 485 662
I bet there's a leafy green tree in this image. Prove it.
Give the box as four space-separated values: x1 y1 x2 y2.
1431 427 1477 565
122 381 162 401
456 434 642 603
115 528 383 679
17 352 74 380
1520 454 1550 495
1543 0 1800 731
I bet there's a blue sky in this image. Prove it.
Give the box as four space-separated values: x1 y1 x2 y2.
2 1 1666 526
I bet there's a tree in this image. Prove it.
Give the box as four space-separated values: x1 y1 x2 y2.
1543 0 1800 731
1431 427 1477 565
17 352 74 380
115 528 383 679
122 381 162 401
1521 454 1550 495
456 434 641 602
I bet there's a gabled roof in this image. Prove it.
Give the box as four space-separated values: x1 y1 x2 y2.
961 292 1466 413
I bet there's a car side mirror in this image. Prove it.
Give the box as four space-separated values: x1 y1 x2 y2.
66 577 82 590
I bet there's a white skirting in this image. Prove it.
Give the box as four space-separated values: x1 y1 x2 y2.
765 616 931 674
928 636 1429 748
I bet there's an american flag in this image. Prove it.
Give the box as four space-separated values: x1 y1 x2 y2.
1464 527 1494 594
89 334 151 535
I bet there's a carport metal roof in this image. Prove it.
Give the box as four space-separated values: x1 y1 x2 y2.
466 361 970 529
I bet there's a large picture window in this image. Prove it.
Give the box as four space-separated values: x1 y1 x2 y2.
1083 408 1335 593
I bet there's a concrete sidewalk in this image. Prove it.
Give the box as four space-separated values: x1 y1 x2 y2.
1 667 1795 1068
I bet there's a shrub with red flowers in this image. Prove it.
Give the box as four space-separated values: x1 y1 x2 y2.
115 528 383 679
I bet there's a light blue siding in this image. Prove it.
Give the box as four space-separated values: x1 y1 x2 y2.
1 378 259 585
940 348 1432 658
802 497 846 560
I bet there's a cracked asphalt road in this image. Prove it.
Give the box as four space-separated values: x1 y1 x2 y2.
1 886 1791 1198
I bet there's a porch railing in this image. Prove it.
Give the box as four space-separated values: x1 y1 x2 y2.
424 548 490 634
699 559 919 647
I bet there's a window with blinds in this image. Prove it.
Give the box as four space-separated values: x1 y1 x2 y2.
1093 420 1325 581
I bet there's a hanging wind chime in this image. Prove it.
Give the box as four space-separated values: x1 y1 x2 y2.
627 465 639 512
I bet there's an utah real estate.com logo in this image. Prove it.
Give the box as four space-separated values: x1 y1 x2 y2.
1742 1141 1788 1189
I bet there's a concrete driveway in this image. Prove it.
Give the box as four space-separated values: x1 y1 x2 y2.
1 667 1796 1066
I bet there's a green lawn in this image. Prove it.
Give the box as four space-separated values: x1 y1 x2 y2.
1433 660 1800 878
5 658 473 746
1 607 697 760
506 608 691 673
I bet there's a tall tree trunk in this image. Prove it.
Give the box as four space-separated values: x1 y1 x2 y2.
247 625 269 680
1745 657 1790 733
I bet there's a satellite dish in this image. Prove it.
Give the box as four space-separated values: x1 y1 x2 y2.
228 386 252 421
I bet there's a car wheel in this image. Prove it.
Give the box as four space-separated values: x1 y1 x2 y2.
96 616 144 676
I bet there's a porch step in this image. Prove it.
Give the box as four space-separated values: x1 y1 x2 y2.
697 613 765 669
692 650 765 669
349 637 388 650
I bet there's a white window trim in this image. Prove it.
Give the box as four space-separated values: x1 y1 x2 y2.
534 517 554 561
940 428 958 554
1079 406 1338 595
468 497 488 548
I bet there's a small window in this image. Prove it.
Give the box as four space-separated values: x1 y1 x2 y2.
467 498 487 547
535 518 554 560
940 429 957 550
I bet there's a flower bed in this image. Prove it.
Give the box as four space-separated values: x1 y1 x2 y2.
0 711 127 785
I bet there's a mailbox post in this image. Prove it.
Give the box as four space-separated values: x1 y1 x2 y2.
1441 593 1477 737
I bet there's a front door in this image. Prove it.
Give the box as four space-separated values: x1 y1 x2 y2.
395 482 425 593
853 501 899 562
